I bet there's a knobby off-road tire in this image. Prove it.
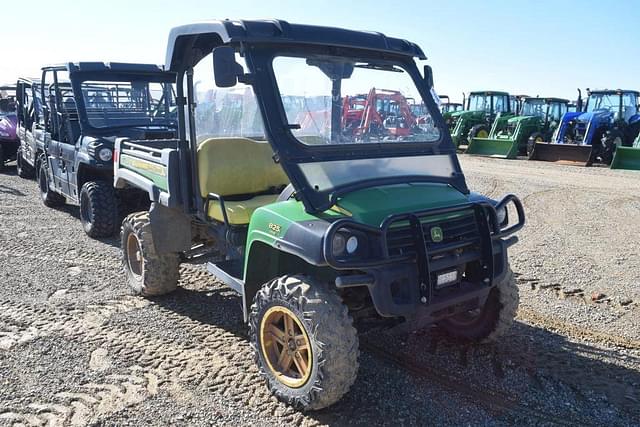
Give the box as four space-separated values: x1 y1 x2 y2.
121 211 179 296
80 181 118 238
16 149 35 179
249 275 359 411
38 158 65 207
439 267 518 343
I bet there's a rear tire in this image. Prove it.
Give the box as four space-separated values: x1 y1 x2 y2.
121 211 179 296
79 181 118 238
38 158 65 207
249 275 359 411
438 267 518 343
16 149 35 179
468 124 489 143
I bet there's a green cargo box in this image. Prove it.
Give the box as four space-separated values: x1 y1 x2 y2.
610 146 640 170
466 137 519 159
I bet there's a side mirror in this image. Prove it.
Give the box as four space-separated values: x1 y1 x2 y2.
212 47 244 88
423 65 434 88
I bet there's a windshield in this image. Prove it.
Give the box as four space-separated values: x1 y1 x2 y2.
521 99 546 117
586 93 621 113
79 79 176 129
272 56 442 145
468 94 490 112
0 87 16 115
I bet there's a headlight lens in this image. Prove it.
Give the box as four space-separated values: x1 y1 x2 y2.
98 147 113 162
346 236 359 254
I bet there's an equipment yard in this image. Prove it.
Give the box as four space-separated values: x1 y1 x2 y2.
1 155 638 426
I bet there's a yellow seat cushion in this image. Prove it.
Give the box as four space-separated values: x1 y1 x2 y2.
197 137 288 225
197 137 288 198
206 194 278 225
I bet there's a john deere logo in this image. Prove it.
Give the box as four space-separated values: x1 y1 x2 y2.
430 226 443 243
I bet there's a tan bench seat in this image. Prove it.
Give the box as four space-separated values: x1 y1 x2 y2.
197 137 288 225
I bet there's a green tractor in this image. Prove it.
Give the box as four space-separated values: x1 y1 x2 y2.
439 95 464 117
115 20 525 410
466 97 570 158
611 132 640 170
448 91 514 149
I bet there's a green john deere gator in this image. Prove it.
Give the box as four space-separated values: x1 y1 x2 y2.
114 19 525 410
466 97 570 158
448 90 514 149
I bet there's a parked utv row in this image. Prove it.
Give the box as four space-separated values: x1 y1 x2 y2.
14 63 177 237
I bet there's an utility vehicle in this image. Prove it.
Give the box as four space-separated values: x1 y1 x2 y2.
35 62 177 237
448 90 514 148
15 78 43 178
0 85 18 171
466 96 570 158
529 89 640 165
116 20 525 411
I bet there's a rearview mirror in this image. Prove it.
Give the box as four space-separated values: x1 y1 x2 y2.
212 47 244 88
423 65 434 88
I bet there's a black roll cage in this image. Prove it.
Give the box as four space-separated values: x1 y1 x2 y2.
180 41 469 216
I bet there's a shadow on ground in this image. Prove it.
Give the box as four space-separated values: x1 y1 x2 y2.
151 284 640 425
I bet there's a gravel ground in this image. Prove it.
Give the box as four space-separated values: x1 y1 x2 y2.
0 156 639 426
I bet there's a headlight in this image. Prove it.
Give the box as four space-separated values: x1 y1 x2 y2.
346 236 359 254
98 147 113 162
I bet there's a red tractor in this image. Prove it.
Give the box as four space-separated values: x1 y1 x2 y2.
342 88 417 140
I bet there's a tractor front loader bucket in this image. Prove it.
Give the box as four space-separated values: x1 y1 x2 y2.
610 146 640 170
466 137 519 159
529 142 593 166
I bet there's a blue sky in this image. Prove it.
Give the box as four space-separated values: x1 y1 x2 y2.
1 0 638 102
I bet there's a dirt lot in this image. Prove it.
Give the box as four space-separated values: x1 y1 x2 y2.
0 156 639 426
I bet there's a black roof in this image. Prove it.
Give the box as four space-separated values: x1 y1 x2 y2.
166 19 426 71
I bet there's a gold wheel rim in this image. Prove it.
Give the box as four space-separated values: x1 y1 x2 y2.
259 306 312 388
535 136 543 142
477 130 488 138
126 233 143 279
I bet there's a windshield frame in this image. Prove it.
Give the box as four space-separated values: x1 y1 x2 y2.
70 70 177 135
241 43 466 212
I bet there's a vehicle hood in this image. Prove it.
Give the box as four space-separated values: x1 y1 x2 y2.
0 114 17 140
335 182 468 226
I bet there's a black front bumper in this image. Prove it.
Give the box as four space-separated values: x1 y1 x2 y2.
327 195 525 321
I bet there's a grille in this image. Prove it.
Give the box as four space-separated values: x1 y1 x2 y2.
385 210 485 287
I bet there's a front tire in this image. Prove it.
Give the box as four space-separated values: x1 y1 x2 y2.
438 267 518 343
121 211 179 296
468 124 489 143
249 275 359 411
79 181 119 238
38 158 65 207
526 132 544 158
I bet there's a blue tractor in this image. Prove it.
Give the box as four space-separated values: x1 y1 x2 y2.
528 89 640 166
